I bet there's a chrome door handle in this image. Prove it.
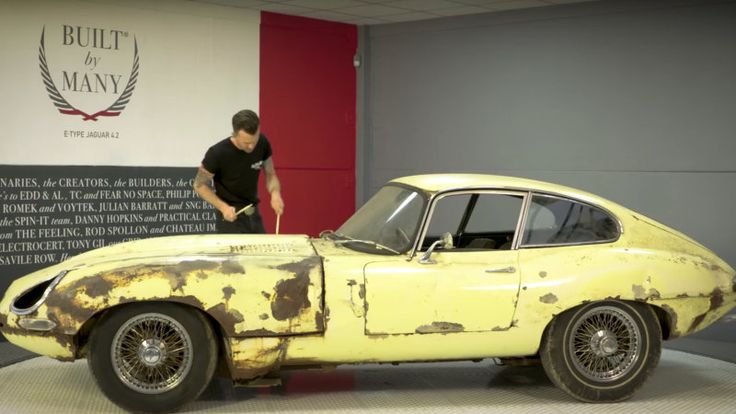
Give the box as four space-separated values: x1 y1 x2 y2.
485 266 516 274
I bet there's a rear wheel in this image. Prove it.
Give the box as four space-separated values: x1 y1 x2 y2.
88 303 218 413
540 300 661 402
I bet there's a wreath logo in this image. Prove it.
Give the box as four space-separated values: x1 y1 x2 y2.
38 27 140 121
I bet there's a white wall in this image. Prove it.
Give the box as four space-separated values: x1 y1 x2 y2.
0 0 260 167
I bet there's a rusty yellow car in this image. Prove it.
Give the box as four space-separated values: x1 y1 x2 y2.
1 174 734 412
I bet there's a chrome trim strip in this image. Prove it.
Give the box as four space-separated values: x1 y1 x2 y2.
408 193 435 260
511 191 532 250
521 239 619 249
485 266 516 273
10 270 69 316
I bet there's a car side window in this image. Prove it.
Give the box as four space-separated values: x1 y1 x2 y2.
465 194 523 235
424 193 524 251
522 195 619 246
425 194 471 241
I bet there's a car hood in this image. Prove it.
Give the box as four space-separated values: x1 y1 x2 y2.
2 234 318 300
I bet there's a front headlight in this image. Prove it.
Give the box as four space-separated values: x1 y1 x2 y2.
10 270 69 316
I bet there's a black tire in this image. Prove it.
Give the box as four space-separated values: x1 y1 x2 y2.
87 302 218 413
540 300 661 402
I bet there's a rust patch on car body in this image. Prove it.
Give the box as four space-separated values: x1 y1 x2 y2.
223 286 236 301
688 314 707 334
632 284 647 300
259 313 269 320
271 274 310 320
687 288 725 334
358 284 366 300
415 321 465 334
539 293 558 304
315 311 324 331
166 260 219 275
660 304 681 338
539 271 548 278
207 303 245 328
229 337 289 380
270 258 320 321
83 277 115 299
491 326 511 332
220 261 246 275
241 328 280 336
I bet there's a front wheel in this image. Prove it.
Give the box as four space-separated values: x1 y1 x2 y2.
87 302 218 413
540 300 661 402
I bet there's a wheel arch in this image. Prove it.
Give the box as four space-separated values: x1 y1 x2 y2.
74 299 228 373
539 299 668 350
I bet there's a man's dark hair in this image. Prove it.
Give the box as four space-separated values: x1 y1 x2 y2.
232 109 260 134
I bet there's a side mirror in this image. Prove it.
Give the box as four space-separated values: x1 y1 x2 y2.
419 232 453 264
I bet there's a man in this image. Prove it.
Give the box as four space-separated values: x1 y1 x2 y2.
194 109 284 233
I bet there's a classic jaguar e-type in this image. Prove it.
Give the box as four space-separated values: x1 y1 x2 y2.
1 174 734 413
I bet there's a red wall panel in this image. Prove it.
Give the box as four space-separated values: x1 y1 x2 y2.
259 12 357 236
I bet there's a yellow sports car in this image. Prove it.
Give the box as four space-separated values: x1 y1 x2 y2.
1 174 734 413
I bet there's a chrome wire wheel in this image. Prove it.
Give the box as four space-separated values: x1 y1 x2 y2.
111 312 194 394
568 305 641 382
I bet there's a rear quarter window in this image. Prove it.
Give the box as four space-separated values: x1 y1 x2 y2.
522 194 619 246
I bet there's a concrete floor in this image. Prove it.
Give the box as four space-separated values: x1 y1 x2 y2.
0 349 735 414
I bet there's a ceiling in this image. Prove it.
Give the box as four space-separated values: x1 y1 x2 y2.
190 0 597 25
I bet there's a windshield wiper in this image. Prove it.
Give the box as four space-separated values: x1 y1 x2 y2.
332 235 400 254
319 229 347 241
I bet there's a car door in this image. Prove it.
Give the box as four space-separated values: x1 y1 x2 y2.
364 190 527 335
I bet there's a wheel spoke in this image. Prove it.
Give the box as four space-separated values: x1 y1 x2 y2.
568 306 642 382
111 312 194 394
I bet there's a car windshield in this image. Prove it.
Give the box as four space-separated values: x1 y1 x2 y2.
335 185 426 254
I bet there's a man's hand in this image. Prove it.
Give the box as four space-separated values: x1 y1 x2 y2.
271 191 284 216
220 205 237 222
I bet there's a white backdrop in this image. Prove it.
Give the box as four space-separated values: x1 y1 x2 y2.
0 0 260 167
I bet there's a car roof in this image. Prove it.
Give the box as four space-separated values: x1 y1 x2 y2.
390 174 618 209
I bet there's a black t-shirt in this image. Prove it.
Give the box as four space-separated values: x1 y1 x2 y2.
201 135 272 208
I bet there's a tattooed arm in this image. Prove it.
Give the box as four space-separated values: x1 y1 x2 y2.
192 166 236 222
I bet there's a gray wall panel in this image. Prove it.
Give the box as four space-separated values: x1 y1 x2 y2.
363 0 736 266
